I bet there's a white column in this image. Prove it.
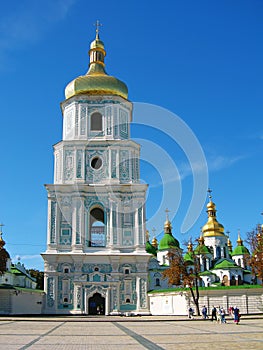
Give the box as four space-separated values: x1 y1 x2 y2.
116 201 121 245
109 200 114 247
71 200 77 247
105 289 110 315
136 276 141 311
79 198 85 247
134 207 139 246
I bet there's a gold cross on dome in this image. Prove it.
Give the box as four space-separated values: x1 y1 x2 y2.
165 208 170 221
0 223 4 235
207 188 212 200
94 20 102 36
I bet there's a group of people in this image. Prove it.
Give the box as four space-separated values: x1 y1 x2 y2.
210 305 226 323
188 305 240 324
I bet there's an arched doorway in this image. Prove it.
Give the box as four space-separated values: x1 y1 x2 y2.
88 293 105 315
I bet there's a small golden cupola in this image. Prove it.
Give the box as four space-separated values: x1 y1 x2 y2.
159 209 180 250
152 237 158 249
65 21 128 100
202 190 225 237
227 237 233 253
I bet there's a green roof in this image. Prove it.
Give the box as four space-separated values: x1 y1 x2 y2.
199 270 216 276
231 245 250 256
159 233 180 250
194 245 212 255
145 241 157 256
213 259 239 269
183 251 194 264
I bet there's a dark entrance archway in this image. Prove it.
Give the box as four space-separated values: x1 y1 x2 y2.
88 293 105 315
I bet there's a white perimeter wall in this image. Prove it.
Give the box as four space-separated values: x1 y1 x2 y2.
148 289 263 316
11 292 44 314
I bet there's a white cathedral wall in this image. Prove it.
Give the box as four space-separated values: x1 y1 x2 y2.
204 236 229 259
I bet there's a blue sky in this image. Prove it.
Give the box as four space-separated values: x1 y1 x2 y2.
0 0 262 271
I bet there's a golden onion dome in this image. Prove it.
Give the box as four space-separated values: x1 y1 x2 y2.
65 31 128 100
164 220 171 229
202 199 225 237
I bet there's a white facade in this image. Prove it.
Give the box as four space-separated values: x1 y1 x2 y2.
42 34 151 315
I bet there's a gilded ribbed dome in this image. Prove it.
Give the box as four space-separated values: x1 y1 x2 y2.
65 32 128 100
202 199 225 237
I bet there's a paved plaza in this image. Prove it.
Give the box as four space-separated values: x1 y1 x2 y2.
0 316 262 350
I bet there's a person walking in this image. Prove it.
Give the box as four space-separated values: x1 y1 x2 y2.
188 307 194 319
216 306 222 324
211 305 217 321
233 306 240 324
202 305 208 319
221 307 226 323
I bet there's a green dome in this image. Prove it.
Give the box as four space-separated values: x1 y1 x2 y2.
145 241 157 256
184 251 194 264
231 245 250 256
194 245 212 255
159 233 180 251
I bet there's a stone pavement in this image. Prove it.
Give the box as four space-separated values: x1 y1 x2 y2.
0 315 262 350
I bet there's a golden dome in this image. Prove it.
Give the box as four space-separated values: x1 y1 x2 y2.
202 199 225 237
164 220 172 232
152 237 158 249
227 237 232 252
65 32 128 100
187 241 193 252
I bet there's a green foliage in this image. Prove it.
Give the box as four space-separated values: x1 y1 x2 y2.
28 269 44 290
148 284 263 294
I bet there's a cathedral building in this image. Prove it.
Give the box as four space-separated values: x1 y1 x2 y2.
42 28 150 315
41 27 253 315
147 194 252 289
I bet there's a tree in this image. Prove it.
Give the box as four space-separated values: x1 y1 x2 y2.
162 249 201 316
28 269 44 290
247 225 263 285
0 236 9 275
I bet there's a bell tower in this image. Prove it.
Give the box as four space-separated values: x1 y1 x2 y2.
42 25 150 315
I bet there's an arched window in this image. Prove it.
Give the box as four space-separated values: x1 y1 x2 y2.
230 275 236 286
90 112 102 131
216 246 221 259
155 278 160 286
89 207 106 247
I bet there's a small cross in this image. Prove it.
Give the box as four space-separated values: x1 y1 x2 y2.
0 223 4 235
152 227 156 238
165 208 170 221
94 20 102 37
207 188 212 200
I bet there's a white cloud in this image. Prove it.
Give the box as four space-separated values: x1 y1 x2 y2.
13 254 42 261
208 154 246 172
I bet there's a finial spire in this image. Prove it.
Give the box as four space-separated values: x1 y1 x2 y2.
237 229 243 245
0 223 4 239
165 208 170 221
207 188 212 201
94 20 102 39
